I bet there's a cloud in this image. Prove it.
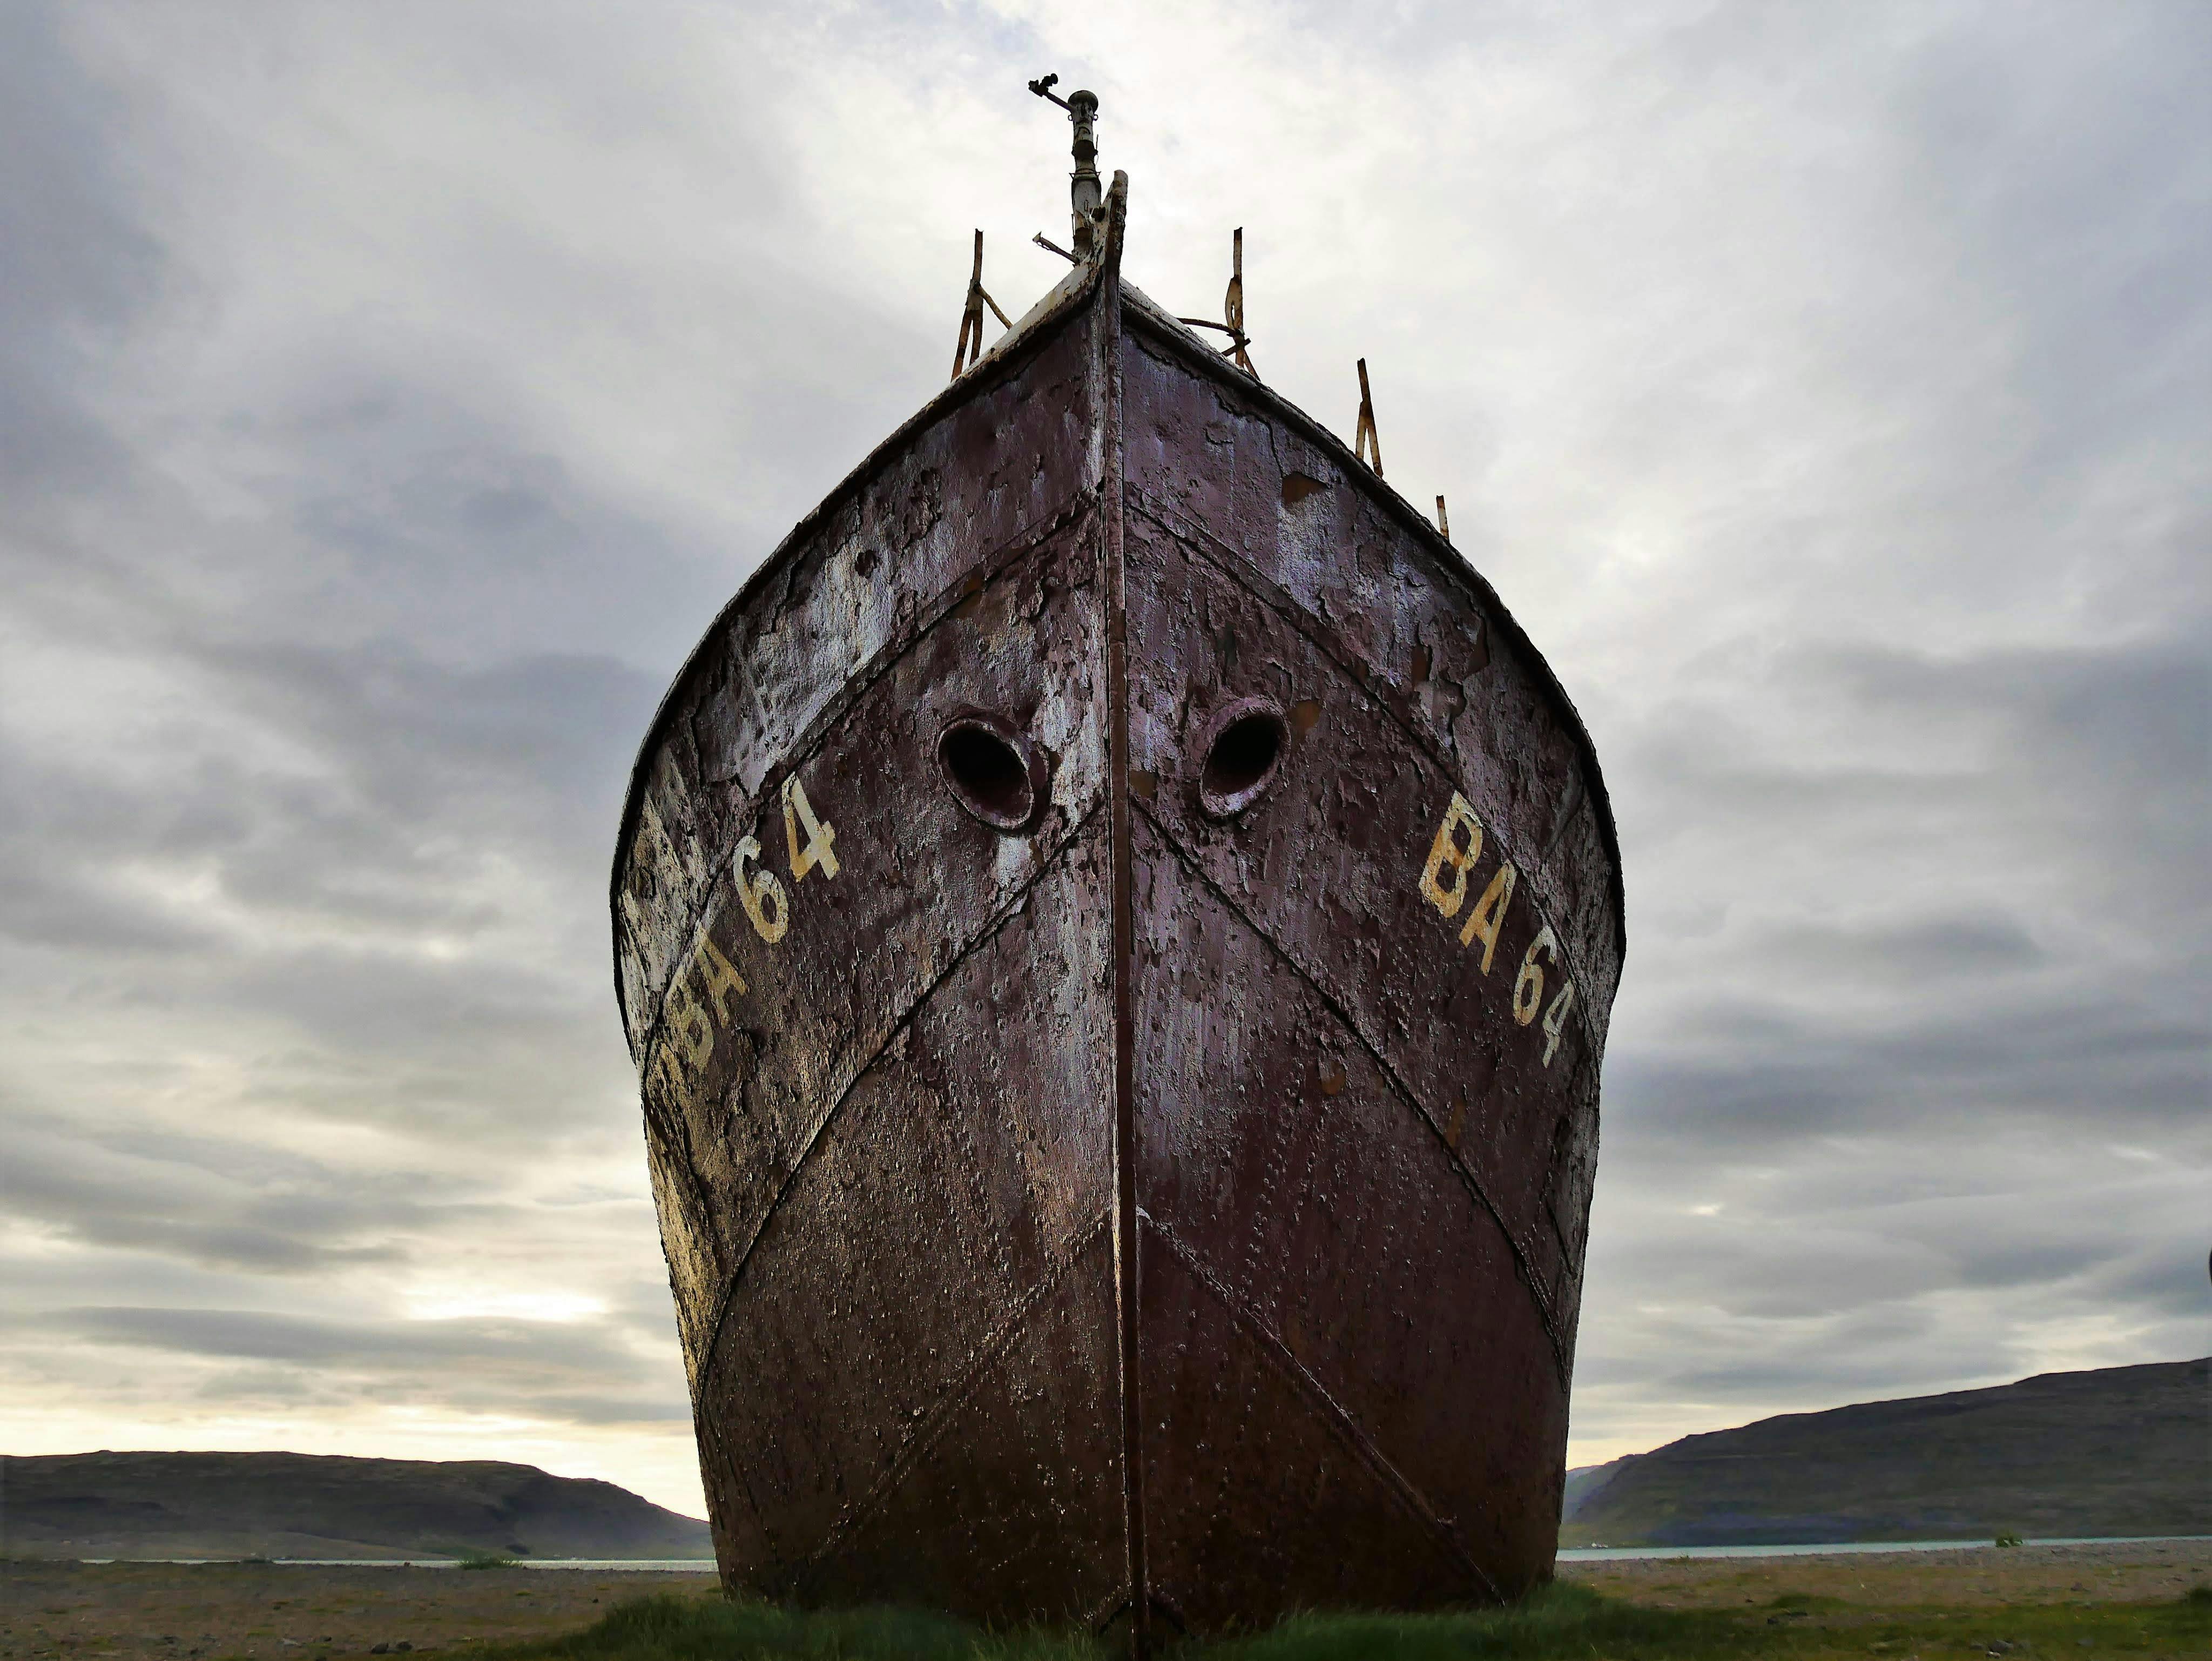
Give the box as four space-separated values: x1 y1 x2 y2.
8 1303 689 1430
0 0 2204 1509
45 1304 641 1378
0 5 167 498
2 1113 487 1274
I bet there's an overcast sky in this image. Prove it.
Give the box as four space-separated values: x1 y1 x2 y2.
2 0 2205 1520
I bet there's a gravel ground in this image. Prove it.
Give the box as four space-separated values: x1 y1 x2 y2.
1557 1538 2212 1610
0 1562 717 1661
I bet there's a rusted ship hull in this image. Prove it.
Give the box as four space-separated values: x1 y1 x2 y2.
612 185 1623 1639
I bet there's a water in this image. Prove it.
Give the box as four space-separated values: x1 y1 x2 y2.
1558 1535 2205 1563
79 1558 717 1571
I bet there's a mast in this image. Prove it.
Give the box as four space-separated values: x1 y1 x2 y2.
1029 75 1107 260
1067 90 1102 257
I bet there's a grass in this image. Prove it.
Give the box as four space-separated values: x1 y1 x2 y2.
488 1580 2212 1661
458 1551 523 1570
1190 1582 1761 1658
489 1592 1103 1660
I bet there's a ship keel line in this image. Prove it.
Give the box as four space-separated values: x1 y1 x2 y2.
1095 172 1151 1650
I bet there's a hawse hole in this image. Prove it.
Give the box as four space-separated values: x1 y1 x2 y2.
1198 698 1289 819
936 715 1044 832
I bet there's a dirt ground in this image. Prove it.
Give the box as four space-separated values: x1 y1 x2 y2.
1556 1538 2212 1610
1 1539 2203 1659
0 1562 718 1661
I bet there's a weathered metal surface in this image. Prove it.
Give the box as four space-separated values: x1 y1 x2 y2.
611 177 1623 1644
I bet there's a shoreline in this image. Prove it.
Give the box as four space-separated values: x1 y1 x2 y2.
1561 1534 2210 1563
29 1534 2208 1570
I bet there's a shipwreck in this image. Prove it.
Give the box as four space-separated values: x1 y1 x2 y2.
610 81 1624 1645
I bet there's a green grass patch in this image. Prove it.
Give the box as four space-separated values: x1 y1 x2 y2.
1761 1591 1850 1615
491 1592 1104 1661
1189 1581 1766 1659
491 1582 2212 1661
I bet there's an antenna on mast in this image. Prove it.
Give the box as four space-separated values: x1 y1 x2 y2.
1030 73 1104 260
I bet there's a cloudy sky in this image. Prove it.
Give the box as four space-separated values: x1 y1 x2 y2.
2 0 2205 1519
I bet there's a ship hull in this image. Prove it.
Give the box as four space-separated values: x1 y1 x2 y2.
612 191 1622 1639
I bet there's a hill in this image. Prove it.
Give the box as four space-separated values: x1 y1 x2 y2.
1563 1356 2209 1546
1561 1459 1625 1520
0 1451 714 1562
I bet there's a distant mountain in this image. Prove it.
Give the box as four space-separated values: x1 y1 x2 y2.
0 1451 715 1562
1561 1460 1626 1521
1562 1357 2209 1547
